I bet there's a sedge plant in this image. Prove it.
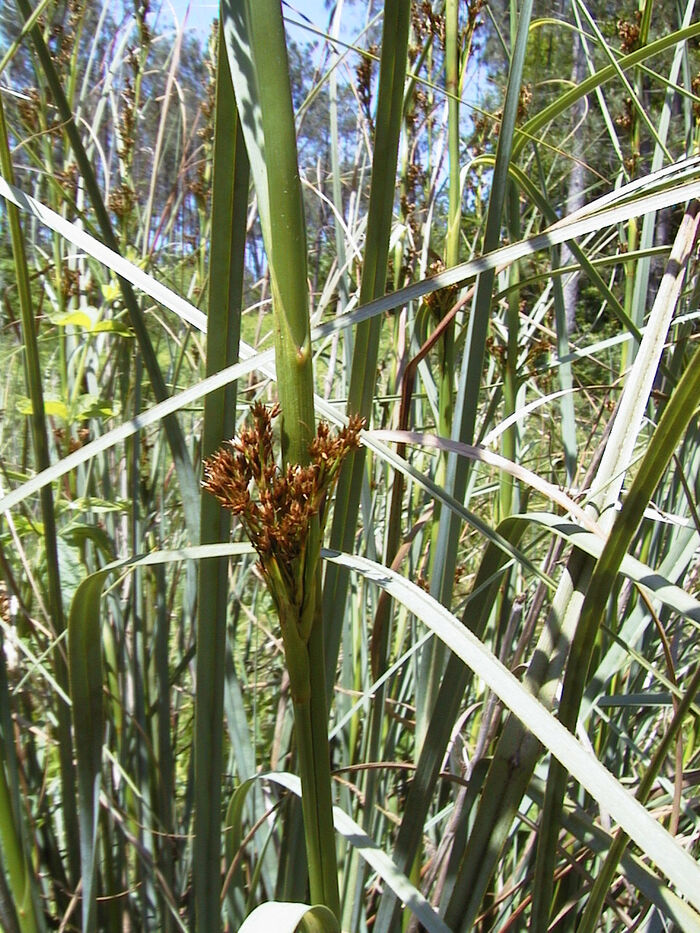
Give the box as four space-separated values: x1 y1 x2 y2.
2 2 700 931
210 0 357 919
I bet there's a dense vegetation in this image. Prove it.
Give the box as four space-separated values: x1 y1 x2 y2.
0 1 699 931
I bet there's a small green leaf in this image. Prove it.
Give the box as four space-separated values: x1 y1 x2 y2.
90 319 133 336
47 309 94 328
17 397 68 420
60 523 115 560
46 306 132 336
56 535 84 613
100 281 120 302
74 394 117 420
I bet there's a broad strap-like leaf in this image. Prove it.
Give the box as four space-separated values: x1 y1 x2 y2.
68 570 107 933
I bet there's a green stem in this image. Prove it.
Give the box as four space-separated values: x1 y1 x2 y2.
292 583 340 916
419 3 461 753
445 0 461 270
500 183 521 521
245 0 315 463
323 0 411 692
222 2 336 915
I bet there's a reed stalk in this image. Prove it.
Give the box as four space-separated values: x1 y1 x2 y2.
220 0 342 915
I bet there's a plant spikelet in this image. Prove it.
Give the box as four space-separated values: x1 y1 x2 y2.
202 405 364 628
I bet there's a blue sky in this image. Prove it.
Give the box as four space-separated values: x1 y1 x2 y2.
162 1 334 40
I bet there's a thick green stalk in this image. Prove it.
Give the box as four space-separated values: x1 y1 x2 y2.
243 0 338 905
151 561 175 933
194 30 249 933
292 578 341 917
244 0 315 462
222 0 338 914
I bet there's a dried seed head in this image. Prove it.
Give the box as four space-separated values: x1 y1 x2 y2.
203 406 365 620
201 443 251 515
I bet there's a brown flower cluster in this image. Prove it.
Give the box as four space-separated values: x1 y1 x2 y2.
617 14 641 55
203 403 363 622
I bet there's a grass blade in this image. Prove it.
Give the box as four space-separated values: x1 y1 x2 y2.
322 0 411 690
194 29 249 933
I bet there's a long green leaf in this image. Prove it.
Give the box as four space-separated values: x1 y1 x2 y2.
322 0 412 691
68 571 106 933
194 30 249 933
233 0 315 461
534 272 700 926
320 549 700 918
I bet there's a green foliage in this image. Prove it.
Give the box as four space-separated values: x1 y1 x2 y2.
0 1 700 931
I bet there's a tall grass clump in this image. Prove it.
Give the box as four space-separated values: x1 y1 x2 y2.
0 1 700 931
